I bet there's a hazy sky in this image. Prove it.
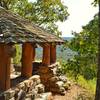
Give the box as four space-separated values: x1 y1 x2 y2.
58 0 98 37
29 0 98 37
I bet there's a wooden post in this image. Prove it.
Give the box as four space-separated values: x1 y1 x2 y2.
33 44 36 62
0 44 11 91
50 44 56 64
21 43 33 78
42 44 50 65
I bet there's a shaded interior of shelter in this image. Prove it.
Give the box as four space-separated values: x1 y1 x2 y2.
10 44 44 87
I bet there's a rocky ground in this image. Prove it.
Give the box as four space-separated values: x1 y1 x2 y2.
53 84 94 100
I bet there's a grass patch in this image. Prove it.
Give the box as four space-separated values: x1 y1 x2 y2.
70 75 96 94
77 76 96 94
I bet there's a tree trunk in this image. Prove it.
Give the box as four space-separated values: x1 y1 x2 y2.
95 1 100 100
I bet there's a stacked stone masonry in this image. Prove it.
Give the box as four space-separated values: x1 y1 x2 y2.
38 63 71 95
0 63 70 100
0 75 53 100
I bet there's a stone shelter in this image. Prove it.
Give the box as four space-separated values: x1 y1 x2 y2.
0 6 64 93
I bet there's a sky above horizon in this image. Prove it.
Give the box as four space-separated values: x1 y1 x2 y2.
58 0 98 37
29 0 98 37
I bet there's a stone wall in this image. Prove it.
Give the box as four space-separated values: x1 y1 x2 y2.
38 63 71 95
0 62 71 100
0 75 53 100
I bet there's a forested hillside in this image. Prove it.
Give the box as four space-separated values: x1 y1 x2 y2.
35 37 76 61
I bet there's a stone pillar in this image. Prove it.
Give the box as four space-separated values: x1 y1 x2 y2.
42 44 50 65
21 43 33 78
0 44 11 91
50 44 56 64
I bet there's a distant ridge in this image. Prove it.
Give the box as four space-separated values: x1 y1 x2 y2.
35 37 75 61
62 37 73 41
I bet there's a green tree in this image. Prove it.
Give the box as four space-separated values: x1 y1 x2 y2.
63 15 98 80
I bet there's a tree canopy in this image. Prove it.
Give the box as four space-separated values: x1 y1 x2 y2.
63 15 98 80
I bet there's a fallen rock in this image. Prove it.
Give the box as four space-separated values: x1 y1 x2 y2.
9 97 15 100
29 75 41 85
4 89 15 100
18 89 26 100
59 87 66 95
36 92 53 100
50 67 57 75
59 75 67 83
17 82 25 90
55 81 64 88
35 84 45 93
24 79 34 92
14 88 20 100
63 81 71 90
49 76 59 83
67 81 71 86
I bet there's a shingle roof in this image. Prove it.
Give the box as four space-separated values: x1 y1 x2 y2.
0 7 64 44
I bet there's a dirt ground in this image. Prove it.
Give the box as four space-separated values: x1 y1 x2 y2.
53 84 94 100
